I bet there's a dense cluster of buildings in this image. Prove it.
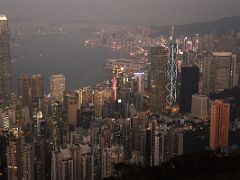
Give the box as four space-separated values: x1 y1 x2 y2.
1 14 240 180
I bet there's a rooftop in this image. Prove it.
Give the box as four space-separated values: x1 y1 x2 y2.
0 15 7 21
212 52 232 57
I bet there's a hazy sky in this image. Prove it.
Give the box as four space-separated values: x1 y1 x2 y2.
1 0 240 25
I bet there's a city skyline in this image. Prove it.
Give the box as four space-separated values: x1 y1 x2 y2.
0 0 240 178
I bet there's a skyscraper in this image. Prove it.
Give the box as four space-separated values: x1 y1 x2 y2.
134 72 145 112
209 100 230 150
203 52 239 94
134 72 145 94
29 74 44 102
18 74 30 107
167 24 178 111
50 74 65 103
150 46 168 113
6 140 35 180
76 87 94 108
179 65 199 113
0 15 11 107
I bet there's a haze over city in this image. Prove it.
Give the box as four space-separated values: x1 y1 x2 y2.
1 0 240 25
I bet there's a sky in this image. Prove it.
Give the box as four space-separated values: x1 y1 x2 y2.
1 0 240 25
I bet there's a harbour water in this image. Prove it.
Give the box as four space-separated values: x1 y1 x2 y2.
11 32 124 93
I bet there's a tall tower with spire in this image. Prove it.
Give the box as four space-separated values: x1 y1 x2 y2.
166 24 178 112
0 15 11 108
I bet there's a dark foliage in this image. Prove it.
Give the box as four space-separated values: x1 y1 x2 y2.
107 152 240 180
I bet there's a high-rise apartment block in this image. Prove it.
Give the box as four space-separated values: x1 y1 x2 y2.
209 100 230 150
18 74 44 106
6 140 35 180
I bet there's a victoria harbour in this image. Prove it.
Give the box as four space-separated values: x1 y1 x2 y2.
11 32 118 92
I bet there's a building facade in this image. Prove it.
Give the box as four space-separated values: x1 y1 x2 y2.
0 15 11 107
209 100 230 150
150 47 168 113
50 75 65 103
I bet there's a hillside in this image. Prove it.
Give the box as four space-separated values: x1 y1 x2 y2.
152 16 240 37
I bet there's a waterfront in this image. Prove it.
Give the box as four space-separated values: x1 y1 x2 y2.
11 32 126 93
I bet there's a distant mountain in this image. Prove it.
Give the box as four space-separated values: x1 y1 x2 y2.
152 16 240 37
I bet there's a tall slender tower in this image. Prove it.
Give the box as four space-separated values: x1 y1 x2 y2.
166 24 178 112
0 15 11 108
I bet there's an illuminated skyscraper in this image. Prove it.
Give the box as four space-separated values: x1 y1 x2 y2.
166 24 178 111
50 74 65 103
209 100 230 150
76 87 94 108
150 46 168 113
134 72 145 94
93 88 112 117
0 15 11 107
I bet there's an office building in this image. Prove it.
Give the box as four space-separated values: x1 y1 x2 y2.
50 74 65 103
167 25 178 110
180 65 199 113
30 74 44 102
18 74 30 107
150 46 168 113
0 15 11 107
191 94 208 120
209 100 230 150
203 52 239 94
